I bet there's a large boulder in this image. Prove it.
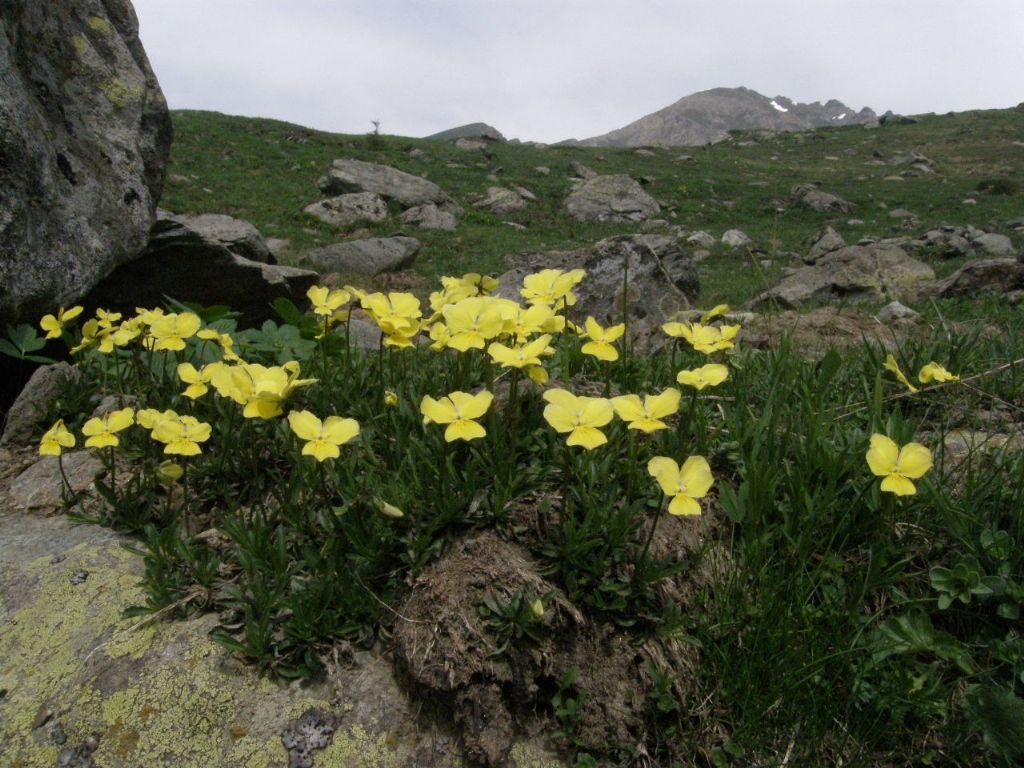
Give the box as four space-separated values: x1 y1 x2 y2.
317 159 451 207
787 183 857 213
0 0 173 325
83 211 317 323
1 362 81 447
475 186 528 215
400 203 457 231
563 175 660 223
299 236 422 276
750 244 935 309
497 234 699 348
163 211 274 263
303 192 388 228
931 258 1024 298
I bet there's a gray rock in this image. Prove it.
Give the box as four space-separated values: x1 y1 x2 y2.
475 187 527 215
686 231 717 249
889 208 917 219
750 244 935 309
83 212 318 325
400 203 457 231
970 232 1015 257
454 137 488 151
317 158 451 207
425 122 504 142
932 258 1024 298
564 175 660 223
787 184 857 213
0 0 173 326
171 212 275 264
302 192 388 228
807 226 846 263
721 229 752 248
265 238 291 257
497 234 699 349
876 300 920 323
1 363 81 447
570 161 597 179
534 166 551 175
513 186 537 201
919 228 971 258
300 237 422 276
11 451 104 510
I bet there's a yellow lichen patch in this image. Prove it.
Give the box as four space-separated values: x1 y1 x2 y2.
86 15 112 34
100 78 144 109
70 33 90 59
317 724 401 768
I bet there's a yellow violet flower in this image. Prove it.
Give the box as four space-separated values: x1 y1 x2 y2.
214 362 317 419
307 285 351 317
384 390 399 407
136 408 178 433
95 308 122 329
149 312 202 352
541 389 614 450
81 407 135 449
287 410 360 461
700 304 730 324
581 317 625 362
361 292 422 337
662 321 740 354
488 334 553 369
177 363 214 399
151 414 212 456
612 388 681 432
420 390 494 442
918 362 959 384
521 268 586 308
866 434 932 496
39 306 84 339
442 297 507 352
647 456 714 516
676 364 729 390
155 460 184 484
197 329 240 361
70 318 100 353
39 419 76 456
883 354 919 393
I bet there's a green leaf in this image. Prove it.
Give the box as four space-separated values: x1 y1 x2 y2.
0 338 22 358
968 685 1024 761
869 612 975 674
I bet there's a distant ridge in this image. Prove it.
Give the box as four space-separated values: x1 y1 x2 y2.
568 86 877 147
425 122 505 142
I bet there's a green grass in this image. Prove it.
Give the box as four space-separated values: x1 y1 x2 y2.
163 108 1023 308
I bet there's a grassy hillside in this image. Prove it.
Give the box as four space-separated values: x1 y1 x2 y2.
162 108 1023 307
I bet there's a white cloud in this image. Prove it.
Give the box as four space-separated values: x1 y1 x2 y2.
132 0 1024 143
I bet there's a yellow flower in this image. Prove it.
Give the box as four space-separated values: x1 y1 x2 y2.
39 306 84 339
95 309 122 329
307 285 352 317
526 365 549 384
530 598 545 619
149 312 202 352
176 363 214 399
70 318 100 353
442 297 507 352
384 390 399 407
361 292 422 337
700 304 730 324
866 434 932 496
676 364 729 390
39 419 76 456
506 303 564 341
137 408 178 432
488 334 553 369
151 414 212 456
662 321 740 354
197 329 240 361
521 268 586 308
883 354 919 393
375 498 404 518
647 456 714 515
155 460 184 484
581 317 625 362
541 389 614 450
214 362 317 419
612 388 681 432
81 407 135 449
918 362 959 384
287 410 360 461
420 390 493 442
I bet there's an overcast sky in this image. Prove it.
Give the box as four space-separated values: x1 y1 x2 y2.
131 1 1022 144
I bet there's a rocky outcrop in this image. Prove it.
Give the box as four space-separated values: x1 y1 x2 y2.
299 236 422 276
475 187 528 215
0 0 173 325
317 159 451 207
0 363 81 447
806 226 847 262
750 244 934 309
303 192 388 228
498 234 699 348
165 211 274 263
83 211 317 323
564 175 660 223
424 122 504 142
786 184 857 214
930 258 1024 298
400 203 457 231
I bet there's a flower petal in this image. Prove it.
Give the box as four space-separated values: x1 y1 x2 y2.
880 473 916 496
668 494 702 516
896 443 932 479
866 434 899 477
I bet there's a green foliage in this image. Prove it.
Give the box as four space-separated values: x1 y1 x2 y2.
478 585 548 654
0 324 56 364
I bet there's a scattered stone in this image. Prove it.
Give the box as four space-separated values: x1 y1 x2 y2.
281 708 335 768
399 203 457 231
513 185 537 201
167 173 192 186
300 237 422 276
534 166 550 175
302 192 388 228
787 183 857 213
32 705 54 729
943 430 1024 463
848 219 864 226
806 226 846 263
686 231 717 249
10 451 104 510
265 238 291 257
317 158 452 207
454 137 489 151
1 363 82 447
172 212 275 264
876 300 920 323
69 571 89 586
83 211 318 325
889 208 917 219
931 258 1024 298
918 228 972 258
564 175 660 223
570 161 597 180
503 221 527 231
963 198 977 205
498 234 698 349
634 148 656 157
0 0 172 326
721 229 752 248
475 187 527 214
883 176 905 182
970 232 1015 257
750 244 935 309
407 147 425 159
